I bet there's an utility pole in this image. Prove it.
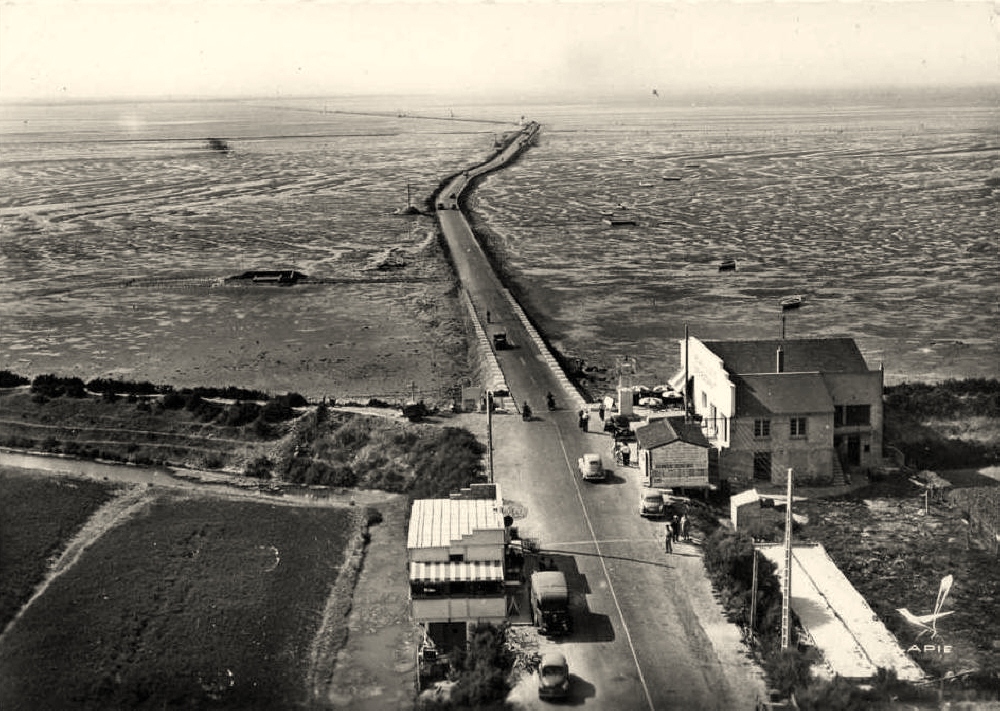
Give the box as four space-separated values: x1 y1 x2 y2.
781 467 794 650
486 391 494 483
750 547 759 633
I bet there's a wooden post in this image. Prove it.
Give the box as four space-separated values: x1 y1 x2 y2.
750 547 759 633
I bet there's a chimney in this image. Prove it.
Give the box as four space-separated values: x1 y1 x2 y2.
776 345 785 373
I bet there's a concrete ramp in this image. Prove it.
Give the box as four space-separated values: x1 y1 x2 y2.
758 543 924 681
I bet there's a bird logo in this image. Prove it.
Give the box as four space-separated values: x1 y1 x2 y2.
897 574 954 640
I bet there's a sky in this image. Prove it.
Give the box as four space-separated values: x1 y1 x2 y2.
0 1 996 100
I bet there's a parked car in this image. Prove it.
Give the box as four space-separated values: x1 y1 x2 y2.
537 651 570 701
578 453 605 482
639 488 665 518
603 414 635 442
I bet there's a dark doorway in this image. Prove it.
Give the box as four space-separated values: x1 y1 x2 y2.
753 451 772 481
846 435 861 467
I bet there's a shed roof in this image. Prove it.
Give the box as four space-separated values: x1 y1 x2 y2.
736 373 834 415
635 417 710 450
407 498 505 551
702 338 870 375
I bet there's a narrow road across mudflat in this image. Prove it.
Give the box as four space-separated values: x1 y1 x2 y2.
436 123 767 710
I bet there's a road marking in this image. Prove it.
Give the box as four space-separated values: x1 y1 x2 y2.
557 434 656 711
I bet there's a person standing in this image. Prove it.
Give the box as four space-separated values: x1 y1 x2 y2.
670 515 680 542
664 525 673 554
598 403 605 421
680 513 690 542
582 409 589 432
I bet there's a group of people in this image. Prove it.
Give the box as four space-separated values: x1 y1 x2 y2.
663 513 691 554
612 440 631 466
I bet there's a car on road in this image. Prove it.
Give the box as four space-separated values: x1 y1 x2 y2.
537 651 570 701
578 453 605 482
639 488 665 517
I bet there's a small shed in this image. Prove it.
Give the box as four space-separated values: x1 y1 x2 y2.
634 416 711 490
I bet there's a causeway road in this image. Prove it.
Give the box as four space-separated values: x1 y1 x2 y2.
434 122 767 710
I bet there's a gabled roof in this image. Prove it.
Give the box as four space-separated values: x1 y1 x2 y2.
407 499 505 551
702 338 870 375
736 373 834 416
635 417 710 450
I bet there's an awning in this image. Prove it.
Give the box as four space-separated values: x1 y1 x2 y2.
410 560 504 583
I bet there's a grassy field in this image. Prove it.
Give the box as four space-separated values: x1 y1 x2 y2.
0 470 118 631
801 479 1000 697
0 494 356 710
0 390 284 471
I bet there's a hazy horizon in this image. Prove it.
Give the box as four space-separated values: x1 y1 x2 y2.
2 1 995 102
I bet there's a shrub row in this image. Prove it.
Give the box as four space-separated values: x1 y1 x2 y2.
885 379 1000 419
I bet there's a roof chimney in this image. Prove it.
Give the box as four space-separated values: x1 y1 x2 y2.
776 345 785 373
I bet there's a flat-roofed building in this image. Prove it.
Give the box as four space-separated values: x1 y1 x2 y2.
407 491 507 653
678 336 883 487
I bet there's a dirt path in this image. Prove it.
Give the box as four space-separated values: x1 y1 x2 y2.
0 484 152 644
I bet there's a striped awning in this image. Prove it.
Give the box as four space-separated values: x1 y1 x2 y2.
410 560 504 583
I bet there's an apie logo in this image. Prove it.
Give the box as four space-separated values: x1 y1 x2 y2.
897 574 955 655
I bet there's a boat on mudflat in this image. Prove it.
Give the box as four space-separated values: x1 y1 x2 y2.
718 259 737 272
780 295 804 310
603 213 637 226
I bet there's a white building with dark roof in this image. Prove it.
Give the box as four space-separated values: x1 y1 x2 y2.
678 336 883 486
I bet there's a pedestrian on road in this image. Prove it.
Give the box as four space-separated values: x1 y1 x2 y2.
486 310 491 324
598 404 605 421
680 513 690 542
670 515 680 542
664 526 673 553
582 410 589 432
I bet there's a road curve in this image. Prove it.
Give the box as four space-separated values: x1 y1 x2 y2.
433 123 767 709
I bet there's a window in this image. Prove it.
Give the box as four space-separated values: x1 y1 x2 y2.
753 418 771 438
846 405 871 426
790 417 807 438
835 405 871 426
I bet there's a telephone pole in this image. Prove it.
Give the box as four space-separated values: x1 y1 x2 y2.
781 467 794 649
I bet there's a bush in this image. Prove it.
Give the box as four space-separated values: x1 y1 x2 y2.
0 370 29 388
702 528 782 636
244 456 273 479
161 392 186 410
31 374 85 398
219 402 261 427
447 624 513 707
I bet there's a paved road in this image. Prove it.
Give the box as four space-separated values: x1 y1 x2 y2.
435 124 767 710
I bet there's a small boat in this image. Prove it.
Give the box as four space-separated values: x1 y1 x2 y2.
638 181 655 187
780 295 803 310
603 213 637 226
718 259 737 272
662 173 683 181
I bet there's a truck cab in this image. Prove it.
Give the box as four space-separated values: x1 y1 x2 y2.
530 571 572 636
488 325 509 350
